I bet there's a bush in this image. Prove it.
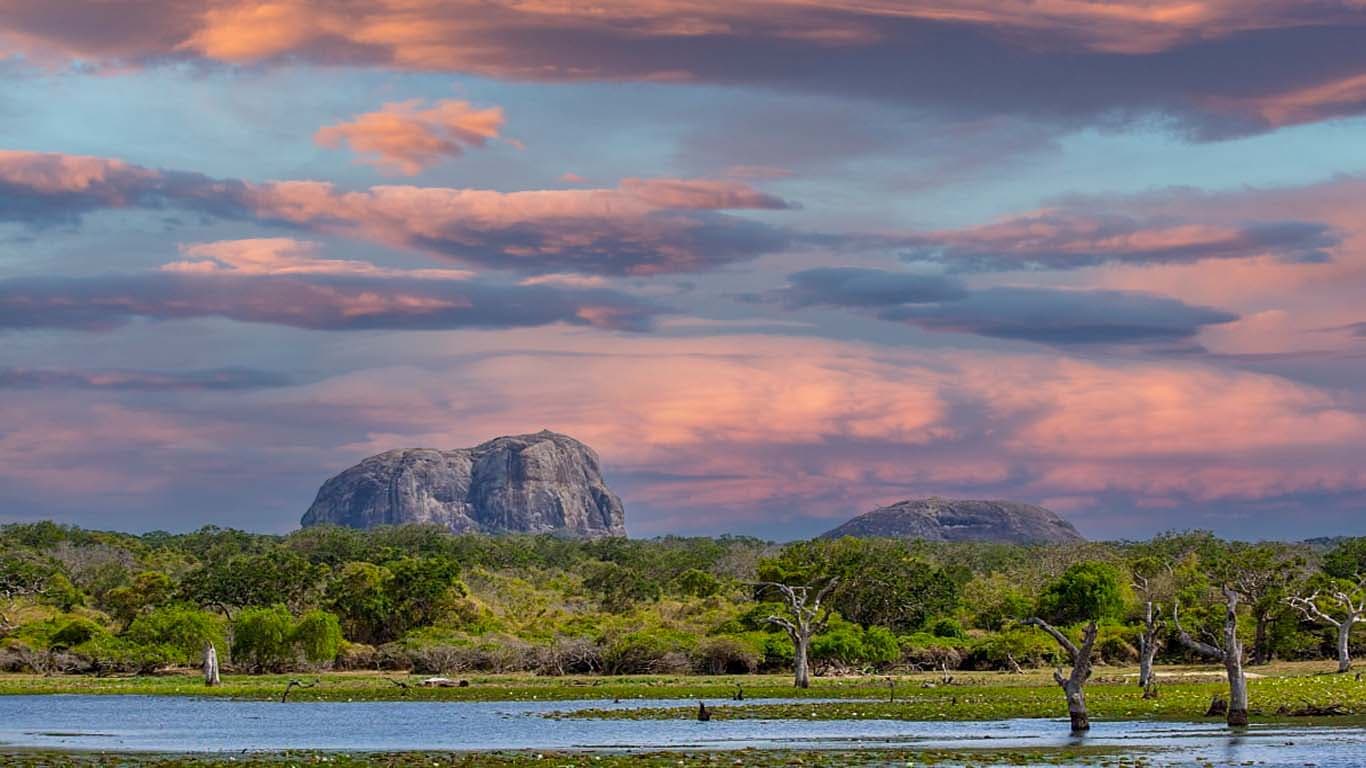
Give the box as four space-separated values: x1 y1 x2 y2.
334 641 378 671
1096 624 1139 664
602 629 694 674
861 626 900 668
126 606 225 666
691 635 762 674
929 618 966 639
49 617 105 649
537 636 602 676
672 569 722 598
964 627 1063 670
72 636 175 675
760 632 794 671
810 625 864 670
232 605 295 672
290 610 342 665
897 633 964 670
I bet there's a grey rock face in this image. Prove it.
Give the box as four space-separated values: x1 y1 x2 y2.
301 431 626 537
820 497 1083 544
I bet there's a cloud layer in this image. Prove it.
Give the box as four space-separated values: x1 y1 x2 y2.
0 151 791 275
6 2 1366 135
315 99 506 175
770 267 1238 345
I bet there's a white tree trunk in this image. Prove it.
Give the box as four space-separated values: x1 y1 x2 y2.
1138 601 1159 689
1337 619 1353 674
793 633 811 689
203 642 221 687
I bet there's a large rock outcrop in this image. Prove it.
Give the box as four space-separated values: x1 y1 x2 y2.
301 431 626 537
820 497 1083 544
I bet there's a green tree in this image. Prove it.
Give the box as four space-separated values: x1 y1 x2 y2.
231 605 296 672
325 561 393 645
290 610 342 665
1037 561 1130 625
126 605 226 666
584 561 661 613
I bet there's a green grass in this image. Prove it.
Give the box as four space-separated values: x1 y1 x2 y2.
0 670 891 703
561 662 1366 725
0 746 1156 767
4 661 1366 726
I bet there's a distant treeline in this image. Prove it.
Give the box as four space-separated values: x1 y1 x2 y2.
2 522 1363 677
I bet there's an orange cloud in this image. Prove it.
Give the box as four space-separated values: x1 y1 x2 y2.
0 150 792 275
164 238 474 280
315 99 506 175
279 332 1366 529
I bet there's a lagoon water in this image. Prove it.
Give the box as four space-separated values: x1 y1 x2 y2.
3 695 1366 766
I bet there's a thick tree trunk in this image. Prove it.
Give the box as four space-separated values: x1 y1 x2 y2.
1226 653 1249 726
1224 603 1248 727
1064 678 1089 732
793 633 811 689
203 642 221 687
1337 620 1353 673
1138 601 1159 689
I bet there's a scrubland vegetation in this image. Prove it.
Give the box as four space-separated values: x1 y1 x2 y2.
4 521 1366 709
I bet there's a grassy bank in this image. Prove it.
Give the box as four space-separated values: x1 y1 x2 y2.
0 670 891 702
559 661 1366 725
0 746 1154 767
4 661 1365 725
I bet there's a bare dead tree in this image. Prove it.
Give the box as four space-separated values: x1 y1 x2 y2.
753 578 839 688
1287 579 1366 674
1024 618 1099 732
1132 574 1163 693
202 642 221 687
1174 588 1248 726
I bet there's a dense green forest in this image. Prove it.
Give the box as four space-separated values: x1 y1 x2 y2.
3 522 1365 678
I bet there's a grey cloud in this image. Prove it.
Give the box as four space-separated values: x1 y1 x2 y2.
0 273 664 333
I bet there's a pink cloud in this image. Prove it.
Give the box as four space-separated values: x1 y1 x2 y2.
315 99 506 175
6 2 1366 136
165 238 474 280
0 150 792 274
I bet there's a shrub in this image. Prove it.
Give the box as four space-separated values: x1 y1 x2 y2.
49 617 105 649
964 627 1063 670
290 610 343 665
72 636 175 675
672 569 722 598
760 632 795 670
810 625 864 670
861 626 900 668
334 641 378 671
232 605 295 672
602 629 694 674
929 617 966 639
537 636 602 676
691 635 763 674
126 606 225 666
897 633 964 671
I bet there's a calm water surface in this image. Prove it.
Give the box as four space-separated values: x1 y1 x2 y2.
2 695 1365 766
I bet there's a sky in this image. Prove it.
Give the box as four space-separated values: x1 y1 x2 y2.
2 2 1366 541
